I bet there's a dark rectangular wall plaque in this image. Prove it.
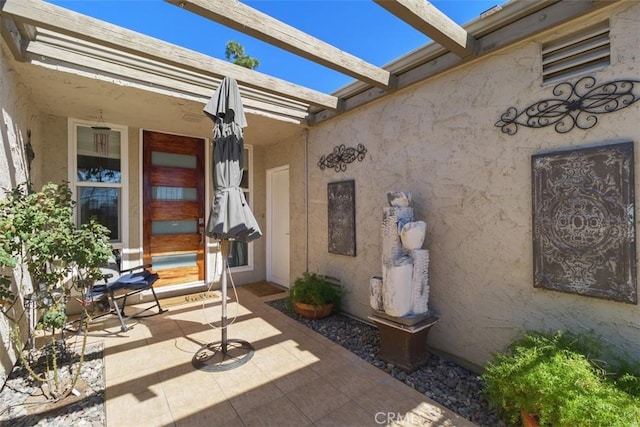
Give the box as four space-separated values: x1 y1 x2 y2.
328 180 356 256
532 142 636 304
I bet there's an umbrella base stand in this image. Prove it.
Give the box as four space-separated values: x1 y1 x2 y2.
193 239 254 371
192 338 254 372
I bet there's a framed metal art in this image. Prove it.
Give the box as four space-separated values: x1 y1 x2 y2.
532 142 636 304
328 180 356 256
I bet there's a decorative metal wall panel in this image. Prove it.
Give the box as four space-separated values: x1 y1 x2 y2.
532 142 636 304
328 180 356 256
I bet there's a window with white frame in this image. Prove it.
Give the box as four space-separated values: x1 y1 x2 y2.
68 119 128 247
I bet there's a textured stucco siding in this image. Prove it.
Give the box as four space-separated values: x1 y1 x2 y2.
259 130 309 285
0 42 40 386
302 3 640 368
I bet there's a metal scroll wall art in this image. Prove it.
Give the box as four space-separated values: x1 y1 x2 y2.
318 143 367 172
496 77 640 135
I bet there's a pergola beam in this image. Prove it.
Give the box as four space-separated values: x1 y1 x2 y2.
0 16 25 61
0 0 339 110
165 0 393 89
310 0 606 124
374 0 477 58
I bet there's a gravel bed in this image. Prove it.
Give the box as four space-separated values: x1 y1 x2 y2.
0 342 104 427
267 298 506 427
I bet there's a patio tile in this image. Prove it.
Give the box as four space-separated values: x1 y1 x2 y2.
240 395 312 426
251 340 302 371
284 377 351 422
173 411 244 427
104 340 156 382
354 382 421 414
322 362 383 398
227 380 285 415
213 362 285 414
353 383 477 427
101 286 478 426
278 333 332 356
211 360 270 394
145 334 204 371
268 364 321 394
314 400 374 427
159 365 239 426
105 373 172 426
304 346 353 376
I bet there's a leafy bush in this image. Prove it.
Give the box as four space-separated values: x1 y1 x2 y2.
0 182 112 400
287 272 344 310
481 330 640 427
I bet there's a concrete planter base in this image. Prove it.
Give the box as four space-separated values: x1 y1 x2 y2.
369 312 439 372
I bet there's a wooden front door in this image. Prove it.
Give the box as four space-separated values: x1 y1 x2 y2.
143 131 206 287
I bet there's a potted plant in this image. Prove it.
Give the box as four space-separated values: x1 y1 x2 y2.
0 182 112 401
481 330 640 427
287 272 344 319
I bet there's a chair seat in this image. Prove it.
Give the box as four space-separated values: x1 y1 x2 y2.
109 270 159 291
77 266 165 333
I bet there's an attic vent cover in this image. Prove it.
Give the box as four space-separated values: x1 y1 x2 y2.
542 22 610 84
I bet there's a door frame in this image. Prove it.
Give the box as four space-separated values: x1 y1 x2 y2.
138 128 212 292
266 164 290 286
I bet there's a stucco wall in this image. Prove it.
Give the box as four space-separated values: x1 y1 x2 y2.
303 3 640 368
0 42 41 386
258 130 309 285
127 128 142 255
39 115 68 185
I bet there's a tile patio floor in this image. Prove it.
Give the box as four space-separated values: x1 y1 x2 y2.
83 285 477 427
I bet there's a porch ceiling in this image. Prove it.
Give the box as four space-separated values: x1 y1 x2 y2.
10 54 305 145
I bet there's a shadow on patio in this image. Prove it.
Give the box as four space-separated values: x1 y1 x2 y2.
85 286 475 426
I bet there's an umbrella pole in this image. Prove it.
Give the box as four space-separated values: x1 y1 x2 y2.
220 239 229 354
191 237 254 371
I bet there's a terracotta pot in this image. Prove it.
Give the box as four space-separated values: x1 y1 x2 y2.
521 408 540 427
294 302 333 319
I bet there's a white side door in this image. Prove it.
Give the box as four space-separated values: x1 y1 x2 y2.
266 165 290 287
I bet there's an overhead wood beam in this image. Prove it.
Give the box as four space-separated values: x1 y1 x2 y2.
165 0 392 89
0 0 338 110
0 16 25 61
310 0 604 124
374 0 477 58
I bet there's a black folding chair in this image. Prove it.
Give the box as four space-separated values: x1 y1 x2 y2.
77 251 167 333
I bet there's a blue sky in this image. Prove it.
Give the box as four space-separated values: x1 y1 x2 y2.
46 0 500 93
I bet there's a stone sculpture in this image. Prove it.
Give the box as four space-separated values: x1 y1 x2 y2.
371 191 430 318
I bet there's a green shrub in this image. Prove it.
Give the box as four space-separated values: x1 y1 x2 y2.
287 272 344 310
0 182 112 400
481 330 640 427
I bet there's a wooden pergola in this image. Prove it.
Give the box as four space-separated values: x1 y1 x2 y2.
0 0 619 125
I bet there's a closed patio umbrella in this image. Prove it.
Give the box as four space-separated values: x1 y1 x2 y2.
205 77 261 242
193 76 261 371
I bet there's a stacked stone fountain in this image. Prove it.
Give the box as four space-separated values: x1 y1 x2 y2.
369 191 438 371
